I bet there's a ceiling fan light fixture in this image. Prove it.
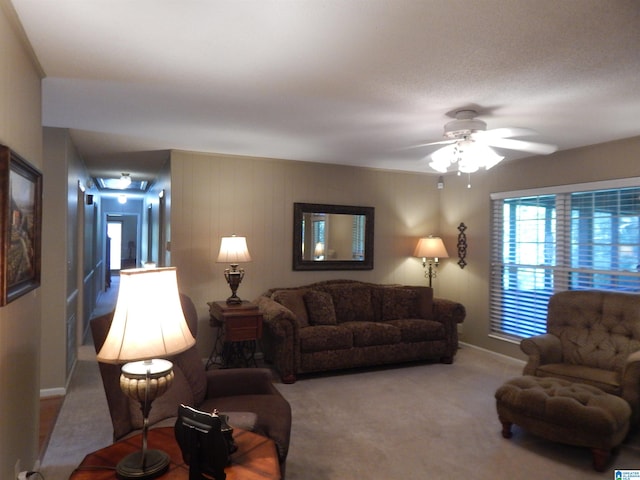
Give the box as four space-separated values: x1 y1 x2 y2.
428 160 449 173
423 107 557 182
429 139 505 175
443 110 487 139
428 143 456 172
457 158 479 173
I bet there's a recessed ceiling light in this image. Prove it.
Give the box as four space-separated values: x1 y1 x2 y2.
94 177 149 192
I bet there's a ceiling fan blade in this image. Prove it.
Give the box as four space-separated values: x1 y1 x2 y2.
403 139 455 150
475 127 537 140
484 137 558 155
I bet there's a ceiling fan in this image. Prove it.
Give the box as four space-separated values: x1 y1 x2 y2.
418 109 558 174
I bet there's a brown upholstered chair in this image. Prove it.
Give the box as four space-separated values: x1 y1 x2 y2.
521 290 640 426
90 293 292 475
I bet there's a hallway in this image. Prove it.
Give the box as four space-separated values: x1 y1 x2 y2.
38 274 120 463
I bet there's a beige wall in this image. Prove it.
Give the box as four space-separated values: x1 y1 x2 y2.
437 135 640 360
170 150 443 357
0 1 43 475
171 138 640 362
41 127 93 392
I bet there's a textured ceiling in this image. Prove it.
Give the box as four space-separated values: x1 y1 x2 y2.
9 0 640 182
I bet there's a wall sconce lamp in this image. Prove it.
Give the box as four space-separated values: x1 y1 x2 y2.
97 267 196 479
413 236 449 287
216 234 252 304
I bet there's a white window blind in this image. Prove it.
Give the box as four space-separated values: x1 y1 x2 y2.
490 182 640 340
352 215 365 260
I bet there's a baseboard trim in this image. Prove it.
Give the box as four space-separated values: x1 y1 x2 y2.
459 341 526 367
40 387 66 398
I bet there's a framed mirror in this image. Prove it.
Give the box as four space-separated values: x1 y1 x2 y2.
293 202 374 270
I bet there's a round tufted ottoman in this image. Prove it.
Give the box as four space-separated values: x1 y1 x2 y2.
495 376 631 471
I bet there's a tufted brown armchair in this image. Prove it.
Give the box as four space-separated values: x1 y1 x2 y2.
91 293 292 476
520 290 640 425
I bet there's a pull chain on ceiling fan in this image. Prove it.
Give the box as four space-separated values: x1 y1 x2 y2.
421 109 557 177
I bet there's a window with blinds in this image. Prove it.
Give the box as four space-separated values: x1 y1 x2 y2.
352 215 365 260
490 182 640 340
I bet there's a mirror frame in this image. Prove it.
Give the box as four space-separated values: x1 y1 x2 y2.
293 202 375 271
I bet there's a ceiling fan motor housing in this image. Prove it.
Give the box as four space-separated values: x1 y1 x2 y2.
443 109 487 139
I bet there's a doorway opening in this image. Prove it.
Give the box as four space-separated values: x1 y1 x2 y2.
107 221 122 271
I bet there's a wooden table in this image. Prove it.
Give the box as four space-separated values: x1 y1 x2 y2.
207 300 263 369
70 427 280 479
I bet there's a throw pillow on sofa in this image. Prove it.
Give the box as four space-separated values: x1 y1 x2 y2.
272 289 310 327
304 290 337 325
325 284 375 322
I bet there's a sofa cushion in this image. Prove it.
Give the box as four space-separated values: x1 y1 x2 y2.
384 319 445 343
382 288 420 320
304 290 337 325
535 363 622 396
325 284 374 323
341 321 402 347
299 325 353 353
272 289 309 328
412 286 435 319
382 286 434 321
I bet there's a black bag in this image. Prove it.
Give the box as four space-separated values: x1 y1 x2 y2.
174 404 229 480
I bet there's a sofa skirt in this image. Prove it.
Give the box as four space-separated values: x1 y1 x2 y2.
299 340 449 374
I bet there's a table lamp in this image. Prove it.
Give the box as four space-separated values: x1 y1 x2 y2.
413 236 449 287
97 267 196 479
216 234 252 304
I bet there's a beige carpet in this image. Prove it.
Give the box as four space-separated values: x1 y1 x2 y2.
40 345 640 479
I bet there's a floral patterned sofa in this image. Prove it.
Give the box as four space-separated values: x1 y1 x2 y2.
254 280 466 383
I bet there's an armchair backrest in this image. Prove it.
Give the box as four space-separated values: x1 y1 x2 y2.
90 310 133 440
547 290 640 372
91 292 205 441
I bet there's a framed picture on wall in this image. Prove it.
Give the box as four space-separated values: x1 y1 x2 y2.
0 145 43 305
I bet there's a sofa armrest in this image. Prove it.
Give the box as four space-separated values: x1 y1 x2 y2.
431 298 466 361
255 295 298 337
205 368 280 398
622 350 640 424
432 298 466 324
254 295 300 383
520 333 562 375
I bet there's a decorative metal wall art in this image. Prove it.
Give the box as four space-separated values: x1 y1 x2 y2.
457 223 467 269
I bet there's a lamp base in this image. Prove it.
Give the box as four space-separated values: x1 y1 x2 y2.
226 293 242 305
116 448 170 480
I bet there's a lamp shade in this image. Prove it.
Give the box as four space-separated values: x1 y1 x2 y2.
97 267 195 364
216 235 252 264
413 236 449 259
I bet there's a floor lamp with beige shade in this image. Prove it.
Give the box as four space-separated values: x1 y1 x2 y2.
414 236 449 287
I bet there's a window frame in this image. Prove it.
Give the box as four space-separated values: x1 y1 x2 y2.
489 177 640 342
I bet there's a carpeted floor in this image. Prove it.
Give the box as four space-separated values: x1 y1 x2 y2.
39 342 640 479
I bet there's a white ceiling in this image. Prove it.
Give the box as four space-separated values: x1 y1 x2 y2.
10 0 640 182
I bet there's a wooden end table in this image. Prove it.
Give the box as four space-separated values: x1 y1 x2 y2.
70 427 280 479
207 300 263 369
